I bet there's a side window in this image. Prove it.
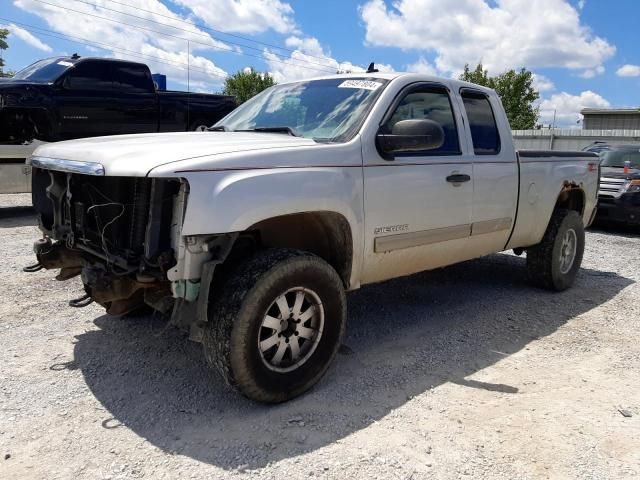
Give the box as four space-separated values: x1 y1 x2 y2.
461 91 501 155
382 87 460 154
114 64 152 93
64 62 112 91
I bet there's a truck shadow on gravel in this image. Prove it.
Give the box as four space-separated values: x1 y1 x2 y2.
0 206 37 228
68 253 632 470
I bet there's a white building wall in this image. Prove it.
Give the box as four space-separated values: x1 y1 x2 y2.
512 129 640 151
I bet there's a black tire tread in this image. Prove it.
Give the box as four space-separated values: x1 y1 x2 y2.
526 209 583 291
203 248 345 403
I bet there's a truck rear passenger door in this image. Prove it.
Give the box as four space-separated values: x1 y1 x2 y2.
112 62 157 134
459 89 519 256
361 83 474 284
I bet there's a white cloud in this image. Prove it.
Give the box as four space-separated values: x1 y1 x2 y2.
579 65 605 78
13 0 230 89
4 23 52 52
359 0 615 75
616 64 640 77
406 57 439 76
578 0 585 9
264 35 394 83
532 73 555 92
172 0 296 34
539 90 610 127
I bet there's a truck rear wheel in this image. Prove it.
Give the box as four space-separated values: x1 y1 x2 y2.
526 209 585 291
203 249 346 403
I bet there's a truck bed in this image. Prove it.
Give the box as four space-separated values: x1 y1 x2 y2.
507 149 599 250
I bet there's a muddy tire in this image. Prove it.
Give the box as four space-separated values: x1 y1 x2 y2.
526 209 585 291
203 249 346 403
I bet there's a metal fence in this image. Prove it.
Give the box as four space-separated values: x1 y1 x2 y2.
512 129 640 151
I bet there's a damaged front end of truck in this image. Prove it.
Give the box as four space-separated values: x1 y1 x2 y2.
28 158 235 340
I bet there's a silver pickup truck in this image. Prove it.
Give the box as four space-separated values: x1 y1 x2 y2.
27 73 599 402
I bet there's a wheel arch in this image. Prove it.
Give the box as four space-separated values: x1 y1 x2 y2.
554 183 586 217
175 166 365 288
506 181 589 251
243 211 354 288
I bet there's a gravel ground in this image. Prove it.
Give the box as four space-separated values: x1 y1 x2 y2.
1 194 639 480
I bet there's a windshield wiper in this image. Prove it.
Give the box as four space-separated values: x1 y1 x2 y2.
207 125 230 132
238 126 302 137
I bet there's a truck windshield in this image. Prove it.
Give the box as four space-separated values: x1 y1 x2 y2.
600 149 640 168
216 77 389 142
12 58 75 83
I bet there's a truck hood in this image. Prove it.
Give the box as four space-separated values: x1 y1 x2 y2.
31 131 318 176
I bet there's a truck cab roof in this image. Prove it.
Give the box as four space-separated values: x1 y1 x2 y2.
276 71 496 97
8 56 150 84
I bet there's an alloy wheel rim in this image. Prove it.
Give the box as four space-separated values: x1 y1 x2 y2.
559 228 578 274
258 287 324 373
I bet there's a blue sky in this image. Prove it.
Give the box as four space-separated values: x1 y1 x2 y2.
1 0 638 126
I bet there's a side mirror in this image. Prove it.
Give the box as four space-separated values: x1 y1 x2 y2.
376 119 445 157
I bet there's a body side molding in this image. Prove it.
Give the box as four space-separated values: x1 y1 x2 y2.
374 224 471 253
374 217 513 253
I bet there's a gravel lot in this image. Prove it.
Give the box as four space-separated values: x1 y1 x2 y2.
1 193 639 480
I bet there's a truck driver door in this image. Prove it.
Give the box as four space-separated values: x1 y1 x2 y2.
361 82 474 284
56 60 114 139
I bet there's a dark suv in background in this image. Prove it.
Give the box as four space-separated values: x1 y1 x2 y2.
590 144 640 226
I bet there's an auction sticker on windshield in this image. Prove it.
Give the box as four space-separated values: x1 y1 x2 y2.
338 80 383 90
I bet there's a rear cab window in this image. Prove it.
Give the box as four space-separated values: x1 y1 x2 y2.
381 85 461 155
460 89 501 155
113 63 153 93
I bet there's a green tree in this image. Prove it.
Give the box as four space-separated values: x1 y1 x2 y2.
460 63 540 130
223 68 276 104
0 28 10 77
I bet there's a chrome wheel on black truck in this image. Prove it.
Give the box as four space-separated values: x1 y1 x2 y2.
203 249 346 403
526 209 585 291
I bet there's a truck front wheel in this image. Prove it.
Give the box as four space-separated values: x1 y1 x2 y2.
203 249 346 403
526 209 585 291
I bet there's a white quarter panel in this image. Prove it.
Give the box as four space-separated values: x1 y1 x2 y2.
507 157 598 249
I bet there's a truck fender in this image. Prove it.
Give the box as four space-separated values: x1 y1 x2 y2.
181 167 362 234
179 167 364 287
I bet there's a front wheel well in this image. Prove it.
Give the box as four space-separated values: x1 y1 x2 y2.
232 212 354 288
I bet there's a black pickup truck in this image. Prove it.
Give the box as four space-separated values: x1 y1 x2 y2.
0 56 236 143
